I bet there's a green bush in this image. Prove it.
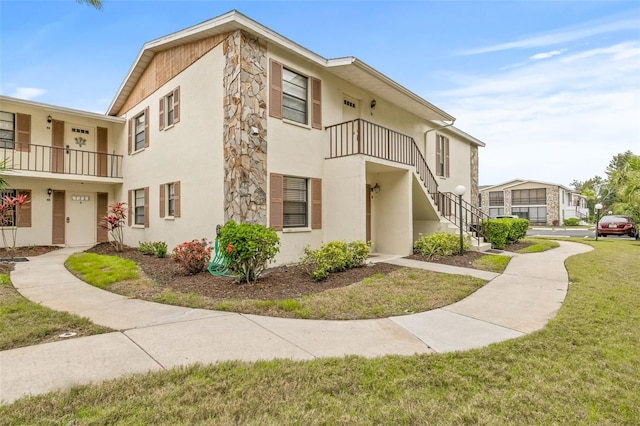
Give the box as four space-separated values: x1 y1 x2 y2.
138 241 168 258
564 217 580 226
413 232 470 258
482 218 529 249
138 241 156 255
218 221 280 284
301 240 370 281
508 218 529 243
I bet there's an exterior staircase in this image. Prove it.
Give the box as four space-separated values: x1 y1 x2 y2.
326 119 491 251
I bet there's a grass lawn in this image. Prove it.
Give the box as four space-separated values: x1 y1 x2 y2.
2 238 639 424
515 238 560 253
0 272 112 351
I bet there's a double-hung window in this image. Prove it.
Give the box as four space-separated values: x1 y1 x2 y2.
512 189 546 205
0 112 15 149
159 87 180 130
134 114 146 151
128 187 149 227
269 173 322 231
283 176 308 228
134 189 145 225
282 69 308 124
435 134 450 177
128 107 149 154
269 59 322 129
159 181 180 218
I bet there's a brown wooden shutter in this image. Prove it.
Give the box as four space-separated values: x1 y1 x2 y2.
173 86 180 124
435 135 442 176
16 190 31 227
159 98 165 131
269 173 283 231
144 107 150 148
445 137 450 178
127 190 132 226
311 77 322 130
144 186 149 227
311 178 322 229
269 59 283 119
159 184 165 218
16 113 31 152
173 181 181 218
127 118 132 154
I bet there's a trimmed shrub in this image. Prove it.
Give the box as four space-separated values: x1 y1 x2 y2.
483 218 529 249
301 240 370 281
172 239 212 275
564 217 580 226
218 221 280 284
138 241 168 258
508 218 529 243
138 241 156 255
413 232 470 259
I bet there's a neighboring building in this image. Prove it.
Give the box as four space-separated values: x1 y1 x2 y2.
1 10 487 264
479 179 589 226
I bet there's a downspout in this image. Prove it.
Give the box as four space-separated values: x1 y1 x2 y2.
423 119 456 156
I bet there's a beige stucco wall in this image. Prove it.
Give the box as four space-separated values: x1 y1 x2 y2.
2 176 117 247
118 46 226 251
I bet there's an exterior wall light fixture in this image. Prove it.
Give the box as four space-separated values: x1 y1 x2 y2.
370 183 380 193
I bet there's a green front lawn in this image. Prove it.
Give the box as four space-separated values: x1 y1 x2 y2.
2 239 639 424
0 272 112 351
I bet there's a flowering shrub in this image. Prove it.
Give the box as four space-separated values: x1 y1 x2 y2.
0 193 30 252
103 202 126 252
172 239 212 275
218 221 280 283
301 240 370 281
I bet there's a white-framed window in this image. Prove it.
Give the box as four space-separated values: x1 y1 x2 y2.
159 87 180 130
167 183 175 217
283 176 308 228
435 134 450 177
0 112 15 149
282 68 308 124
0 189 17 225
134 113 146 151
512 206 547 225
134 189 145 225
269 59 322 129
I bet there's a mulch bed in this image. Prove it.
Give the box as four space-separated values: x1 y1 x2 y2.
1 241 529 301
85 243 401 300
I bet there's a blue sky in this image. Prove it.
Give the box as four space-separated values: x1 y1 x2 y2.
1 0 639 186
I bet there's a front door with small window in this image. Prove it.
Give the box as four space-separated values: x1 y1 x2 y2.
342 95 359 122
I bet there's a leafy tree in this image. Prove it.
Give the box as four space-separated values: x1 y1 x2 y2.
607 152 640 220
77 0 102 9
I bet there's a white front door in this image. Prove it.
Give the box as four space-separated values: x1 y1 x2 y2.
66 193 95 246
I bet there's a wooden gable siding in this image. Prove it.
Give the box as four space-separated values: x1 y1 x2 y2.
117 34 228 115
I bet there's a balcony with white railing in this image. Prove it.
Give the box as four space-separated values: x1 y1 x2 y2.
1 142 123 180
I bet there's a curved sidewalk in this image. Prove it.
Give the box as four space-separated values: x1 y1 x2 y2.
0 241 592 404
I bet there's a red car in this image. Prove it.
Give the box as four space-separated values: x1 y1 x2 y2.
597 215 639 239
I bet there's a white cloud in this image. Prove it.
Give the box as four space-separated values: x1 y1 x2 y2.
530 49 566 60
435 42 640 186
9 87 46 100
461 15 639 55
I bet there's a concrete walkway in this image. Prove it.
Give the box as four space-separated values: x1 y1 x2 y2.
0 241 592 404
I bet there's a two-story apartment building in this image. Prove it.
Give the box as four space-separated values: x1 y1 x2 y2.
1 10 486 264
479 179 589 226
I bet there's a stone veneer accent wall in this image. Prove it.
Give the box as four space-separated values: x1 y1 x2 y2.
222 30 268 224
547 186 560 225
470 145 479 207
